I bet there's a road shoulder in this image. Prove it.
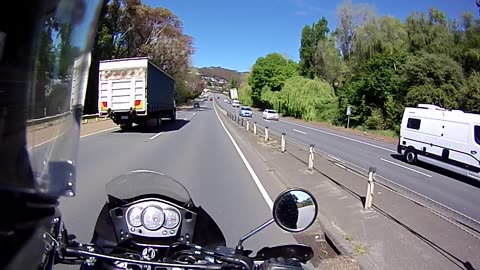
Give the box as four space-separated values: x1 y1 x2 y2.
214 102 360 270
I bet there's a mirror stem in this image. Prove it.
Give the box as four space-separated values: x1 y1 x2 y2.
236 219 274 252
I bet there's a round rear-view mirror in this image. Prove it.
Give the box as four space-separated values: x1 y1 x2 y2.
273 188 318 232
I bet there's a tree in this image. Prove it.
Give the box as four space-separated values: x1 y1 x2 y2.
299 17 329 78
334 0 375 61
315 35 345 85
229 77 239 89
460 12 480 74
337 52 406 129
459 71 480 113
238 82 253 106
248 53 298 106
277 76 338 122
405 8 455 56
402 52 464 109
352 16 407 65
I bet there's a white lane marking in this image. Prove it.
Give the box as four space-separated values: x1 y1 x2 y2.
213 103 274 210
335 163 346 169
328 155 342 162
281 119 396 153
193 113 196 116
30 126 119 149
380 158 432 178
29 131 67 150
80 126 118 138
293 129 307 135
149 132 164 140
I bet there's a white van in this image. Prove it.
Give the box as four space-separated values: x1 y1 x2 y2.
398 104 480 180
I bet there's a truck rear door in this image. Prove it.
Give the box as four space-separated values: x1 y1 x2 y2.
99 68 146 114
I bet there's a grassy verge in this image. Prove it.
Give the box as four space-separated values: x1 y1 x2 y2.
353 126 398 139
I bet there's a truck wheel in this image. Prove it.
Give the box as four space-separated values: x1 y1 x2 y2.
404 148 417 164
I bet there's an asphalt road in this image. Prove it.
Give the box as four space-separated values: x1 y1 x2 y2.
217 96 480 223
57 101 296 256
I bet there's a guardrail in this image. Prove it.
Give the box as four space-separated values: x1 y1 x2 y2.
214 99 480 237
27 111 105 130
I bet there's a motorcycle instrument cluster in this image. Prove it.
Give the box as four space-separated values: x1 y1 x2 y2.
125 200 182 238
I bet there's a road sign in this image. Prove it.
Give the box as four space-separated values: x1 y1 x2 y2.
346 105 351 116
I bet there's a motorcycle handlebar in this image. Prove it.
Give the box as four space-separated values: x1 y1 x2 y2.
63 245 253 270
61 245 301 270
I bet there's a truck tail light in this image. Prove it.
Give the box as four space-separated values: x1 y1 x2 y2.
134 100 143 109
101 102 107 109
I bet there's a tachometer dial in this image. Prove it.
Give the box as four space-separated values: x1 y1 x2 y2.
142 206 165 230
163 209 180 229
127 207 143 227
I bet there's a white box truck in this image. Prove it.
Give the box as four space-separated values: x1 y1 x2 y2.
98 57 176 130
398 104 480 180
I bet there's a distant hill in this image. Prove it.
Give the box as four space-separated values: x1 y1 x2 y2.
197 66 249 84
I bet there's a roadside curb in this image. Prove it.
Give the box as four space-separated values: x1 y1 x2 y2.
315 211 353 257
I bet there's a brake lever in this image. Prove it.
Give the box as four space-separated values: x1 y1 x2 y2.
182 243 254 270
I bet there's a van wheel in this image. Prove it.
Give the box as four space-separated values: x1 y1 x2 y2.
404 149 417 164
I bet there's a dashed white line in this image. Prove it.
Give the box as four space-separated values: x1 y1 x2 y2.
293 129 307 135
213 103 274 209
380 158 432 177
149 132 164 140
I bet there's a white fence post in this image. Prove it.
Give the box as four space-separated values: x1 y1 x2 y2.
364 167 376 209
281 133 286 153
254 122 257 135
308 144 315 170
246 120 250 131
264 127 269 141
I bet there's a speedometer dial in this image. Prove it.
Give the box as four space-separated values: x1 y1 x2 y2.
127 207 143 227
142 206 165 230
163 209 180 229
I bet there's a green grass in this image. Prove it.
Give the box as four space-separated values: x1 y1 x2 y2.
353 244 367 256
353 126 399 138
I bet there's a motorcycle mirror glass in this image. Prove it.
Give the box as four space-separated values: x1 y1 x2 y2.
273 189 318 232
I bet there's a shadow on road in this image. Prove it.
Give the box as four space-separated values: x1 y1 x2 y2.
390 154 480 189
114 119 190 134
182 106 212 112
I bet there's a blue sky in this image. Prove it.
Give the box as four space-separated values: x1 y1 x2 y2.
143 0 478 72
